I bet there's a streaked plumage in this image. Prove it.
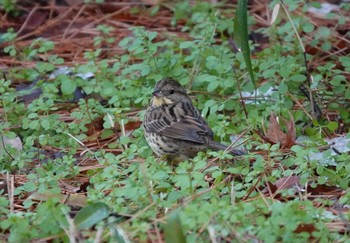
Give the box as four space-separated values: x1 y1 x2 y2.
143 77 245 161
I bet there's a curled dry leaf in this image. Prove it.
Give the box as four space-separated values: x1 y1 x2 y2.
274 175 301 192
265 112 296 149
263 175 300 195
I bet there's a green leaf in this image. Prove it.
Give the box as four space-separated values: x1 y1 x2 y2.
141 64 150 76
179 41 193 49
38 135 48 145
345 89 350 99
147 31 157 41
224 99 236 110
36 62 55 73
119 136 131 145
278 82 288 94
41 119 50 130
74 202 110 230
28 113 38 119
101 129 114 139
61 78 77 95
29 120 39 130
340 56 350 67
234 0 255 88
317 26 331 38
207 81 219 92
197 74 217 84
290 74 306 82
326 121 338 132
302 22 314 33
164 211 186 243
150 5 160 16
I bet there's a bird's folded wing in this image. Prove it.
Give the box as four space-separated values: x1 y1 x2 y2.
147 115 212 144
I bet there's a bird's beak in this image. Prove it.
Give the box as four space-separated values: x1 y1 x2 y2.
152 89 163 98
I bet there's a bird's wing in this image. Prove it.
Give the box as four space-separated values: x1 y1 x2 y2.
160 116 212 144
145 104 213 144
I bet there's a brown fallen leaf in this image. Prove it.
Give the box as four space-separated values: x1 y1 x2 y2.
263 176 300 195
265 112 296 149
274 175 300 191
266 112 286 144
281 114 296 148
294 223 317 234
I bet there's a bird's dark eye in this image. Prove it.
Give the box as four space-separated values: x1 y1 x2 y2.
169 89 175 94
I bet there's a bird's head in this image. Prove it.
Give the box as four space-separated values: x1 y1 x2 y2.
151 78 190 107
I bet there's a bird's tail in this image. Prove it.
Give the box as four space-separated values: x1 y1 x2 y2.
208 140 246 156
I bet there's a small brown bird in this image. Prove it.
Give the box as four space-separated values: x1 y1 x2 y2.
143 78 245 161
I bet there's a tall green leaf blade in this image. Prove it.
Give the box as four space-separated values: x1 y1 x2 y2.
164 211 186 243
234 0 255 88
74 202 110 230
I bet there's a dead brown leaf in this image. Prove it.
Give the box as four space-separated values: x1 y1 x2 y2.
294 223 317 234
274 175 300 191
265 112 296 149
266 112 286 144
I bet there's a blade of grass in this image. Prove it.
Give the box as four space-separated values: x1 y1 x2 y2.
164 211 186 243
234 0 255 89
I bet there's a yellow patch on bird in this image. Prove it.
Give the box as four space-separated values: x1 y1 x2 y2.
152 97 174 107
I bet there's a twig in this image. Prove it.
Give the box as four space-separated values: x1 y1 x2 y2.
16 4 40 36
7 172 14 213
62 4 86 40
